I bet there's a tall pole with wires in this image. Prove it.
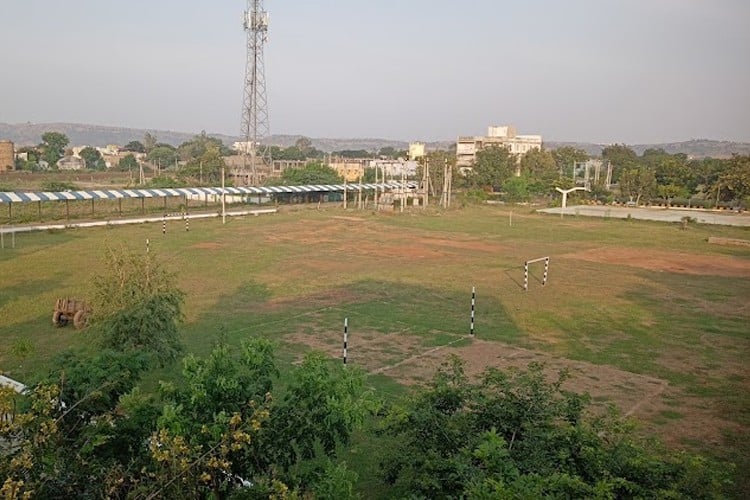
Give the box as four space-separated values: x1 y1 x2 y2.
240 0 272 186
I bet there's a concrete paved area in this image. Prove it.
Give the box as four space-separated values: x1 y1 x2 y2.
539 205 750 227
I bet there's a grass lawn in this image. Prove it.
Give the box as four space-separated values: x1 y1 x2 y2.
1 203 749 496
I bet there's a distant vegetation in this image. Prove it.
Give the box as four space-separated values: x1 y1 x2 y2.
5 128 750 210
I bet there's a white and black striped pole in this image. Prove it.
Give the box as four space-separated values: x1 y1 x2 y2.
162 215 166 235
543 257 550 286
343 317 349 365
523 261 529 291
185 212 189 232
146 238 150 253
470 286 476 336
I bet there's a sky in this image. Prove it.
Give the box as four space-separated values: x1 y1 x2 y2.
1 0 749 144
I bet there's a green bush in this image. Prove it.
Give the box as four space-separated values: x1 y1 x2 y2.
41 180 80 192
460 189 489 205
146 176 188 188
672 197 689 206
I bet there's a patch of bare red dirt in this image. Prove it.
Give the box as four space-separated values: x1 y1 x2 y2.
562 247 750 277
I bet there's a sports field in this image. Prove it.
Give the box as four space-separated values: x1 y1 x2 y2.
1 204 749 490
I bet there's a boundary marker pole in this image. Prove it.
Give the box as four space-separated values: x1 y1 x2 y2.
470 286 475 336
343 317 348 365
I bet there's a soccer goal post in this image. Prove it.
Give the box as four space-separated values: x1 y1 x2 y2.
524 257 550 291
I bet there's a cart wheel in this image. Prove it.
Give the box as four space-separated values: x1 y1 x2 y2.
53 311 65 327
73 310 87 329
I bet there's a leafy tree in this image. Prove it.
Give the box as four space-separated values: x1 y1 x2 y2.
362 166 377 183
717 154 750 204
79 146 106 170
1 337 373 499
658 184 688 205
312 461 360 500
503 176 530 201
145 338 275 497
603 144 638 183
602 144 638 169
149 341 367 497
122 140 146 153
551 146 588 177
417 151 457 197
691 157 725 200
272 145 305 161
181 146 226 184
0 349 156 498
619 166 657 204
470 146 515 191
259 352 373 473
520 149 557 194
378 146 407 159
334 149 373 159
160 337 277 429
14 146 40 171
148 145 178 170
143 132 158 153
118 153 139 172
40 131 69 167
379 358 730 499
274 161 343 185
642 148 694 195
91 246 184 364
295 136 313 154
177 132 231 161
270 142 324 161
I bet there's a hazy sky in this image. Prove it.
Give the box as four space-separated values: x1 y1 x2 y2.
1 0 749 143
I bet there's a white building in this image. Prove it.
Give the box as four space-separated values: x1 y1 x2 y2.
232 141 255 154
456 125 542 167
408 142 426 160
57 156 86 170
369 159 418 178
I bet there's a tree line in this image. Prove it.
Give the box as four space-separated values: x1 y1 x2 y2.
11 132 750 207
416 145 749 208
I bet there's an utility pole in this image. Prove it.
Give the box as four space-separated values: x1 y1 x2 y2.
374 162 379 208
421 157 430 208
240 0 272 185
221 166 226 225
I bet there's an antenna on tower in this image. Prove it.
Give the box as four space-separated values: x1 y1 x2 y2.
240 0 271 185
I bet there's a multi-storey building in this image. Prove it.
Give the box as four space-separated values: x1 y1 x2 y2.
456 125 542 167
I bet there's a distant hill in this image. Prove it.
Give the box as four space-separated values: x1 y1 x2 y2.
0 122 413 152
544 139 750 159
1 122 747 159
0 122 237 149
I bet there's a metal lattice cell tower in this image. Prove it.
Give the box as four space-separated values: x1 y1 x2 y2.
240 0 271 185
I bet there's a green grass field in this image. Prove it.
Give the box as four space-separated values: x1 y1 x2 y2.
1 204 749 495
